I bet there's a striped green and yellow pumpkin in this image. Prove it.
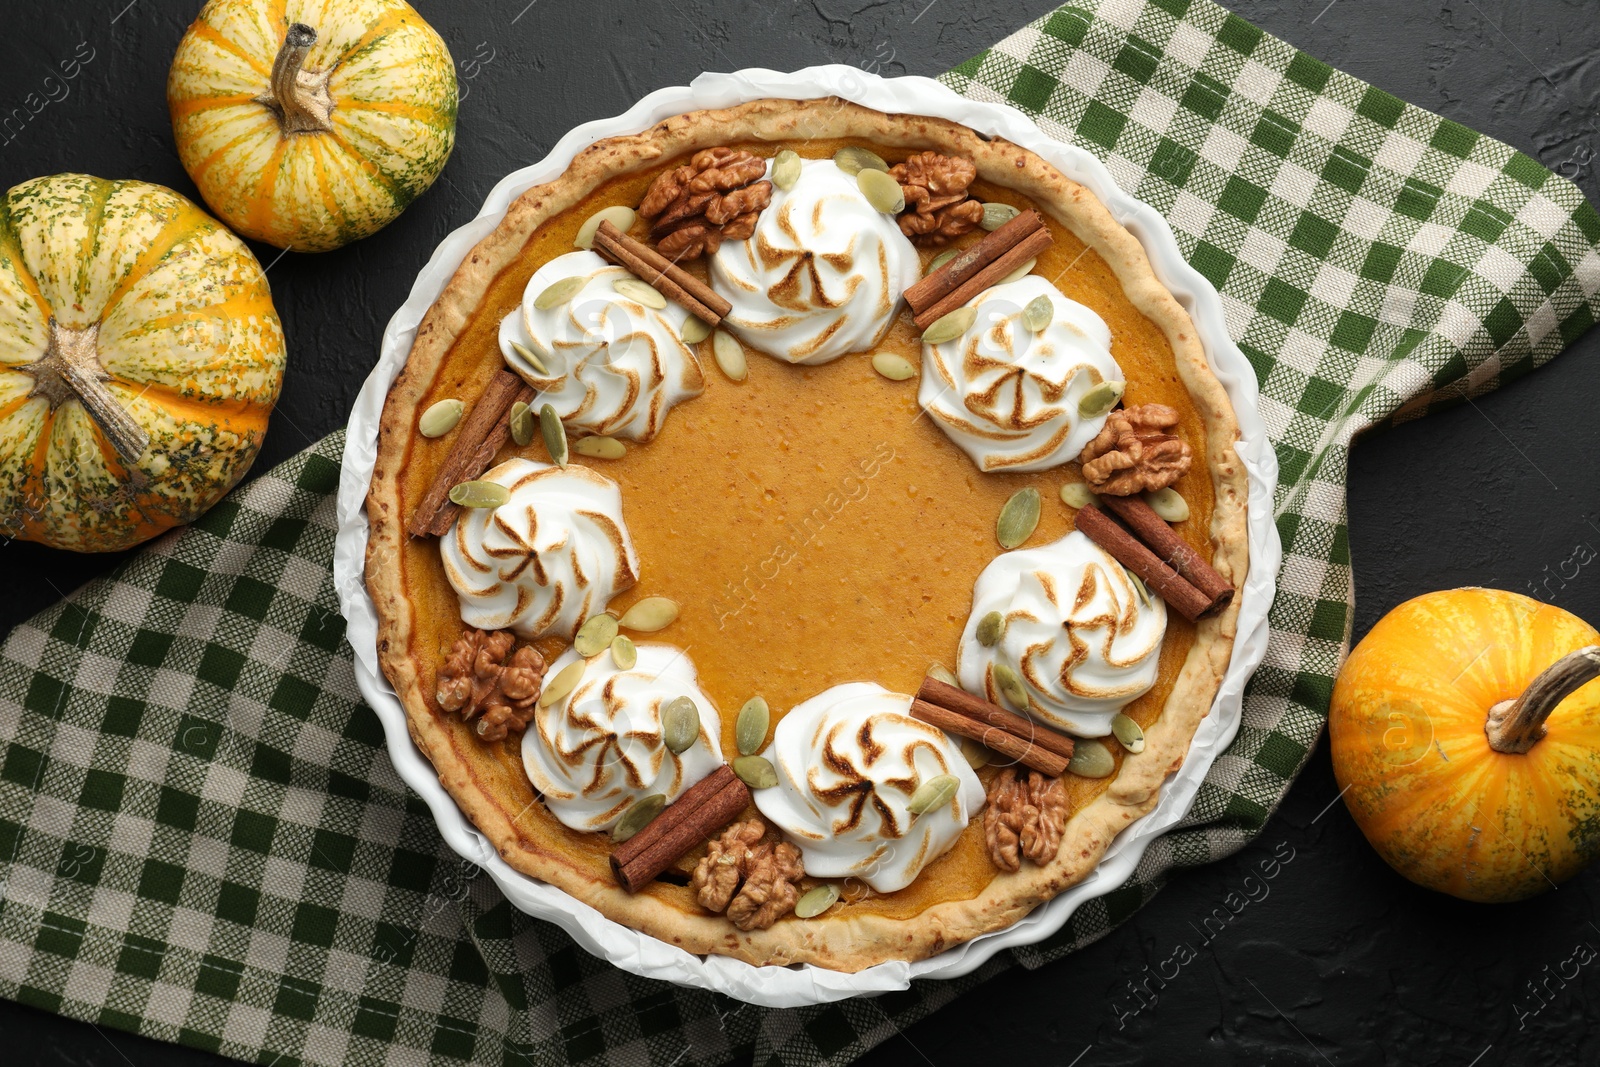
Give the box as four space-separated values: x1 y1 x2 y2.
0 174 285 553
167 0 457 253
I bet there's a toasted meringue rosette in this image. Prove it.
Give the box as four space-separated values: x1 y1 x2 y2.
710 158 920 365
753 682 984 893
499 250 705 441
440 458 639 641
920 276 1123 473
959 531 1166 737
523 643 724 833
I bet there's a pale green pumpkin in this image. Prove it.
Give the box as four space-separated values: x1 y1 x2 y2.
0 174 285 552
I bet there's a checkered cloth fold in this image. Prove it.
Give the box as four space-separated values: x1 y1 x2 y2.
3 1 1598 1064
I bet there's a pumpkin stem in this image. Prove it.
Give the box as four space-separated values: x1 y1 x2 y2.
264 23 334 134
21 319 150 466
1485 646 1600 754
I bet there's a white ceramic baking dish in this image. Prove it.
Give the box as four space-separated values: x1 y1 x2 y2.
332 65 1281 1008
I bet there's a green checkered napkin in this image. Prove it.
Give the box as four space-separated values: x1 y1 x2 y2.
4 1 1599 1063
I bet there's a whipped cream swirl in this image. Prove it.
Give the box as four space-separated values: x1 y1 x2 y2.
959 531 1166 737
523 643 724 833
710 159 920 365
440 457 639 641
753 683 984 893
499 250 705 441
920 276 1123 472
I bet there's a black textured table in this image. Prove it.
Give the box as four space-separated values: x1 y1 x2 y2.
5 2 1598 1065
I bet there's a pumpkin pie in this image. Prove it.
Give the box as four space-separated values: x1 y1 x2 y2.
364 98 1248 972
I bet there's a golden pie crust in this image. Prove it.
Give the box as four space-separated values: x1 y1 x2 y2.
365 99 1248 972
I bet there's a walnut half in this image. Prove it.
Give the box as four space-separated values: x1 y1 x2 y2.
983 767 1068 872
690 818 804 931
435 628 546 741
1077 403 1193 496
694 819 763 913
891 151 984 247
639 147 774 260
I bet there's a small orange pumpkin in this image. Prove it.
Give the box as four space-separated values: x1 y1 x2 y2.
1330 588 1600 902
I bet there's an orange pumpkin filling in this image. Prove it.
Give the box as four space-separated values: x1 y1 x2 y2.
391 143 1214 920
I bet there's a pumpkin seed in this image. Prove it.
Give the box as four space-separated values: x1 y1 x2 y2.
608 633 640 668
1000 258 1037 285
613 277 667 309
1058 482 1098 510
575 205 637 250
976 610 1006 647
926 663 959 687
510 339 550 376
857 168 905 214
1078 380 1125 419
1144 487 1190 522
618 596 679 632
872 353 916 381
662 696 701 755
1127 570 1153 609
736 696 770 756
926 247 962 275
510 401 534 447
573 613 619 657
539 403 567 467
833 146 888 175
538 658 585 708
1067 739 1116 779
419 399 464 438
771 149 802 191
448 480 509 509
959 737 991 769
921 306 976 346
908 777 953 819
712 330 747 382
681 316 712 344
574 435 626 459
992 662 1030 710
1022 294 1054 333
611 793 665 842
794 883 839 918
1111 713 1146 754
907 773 961 815
732 755 778 790
980 202 1020 231
609 634 637 670
997 487 1041 549
534 275 585 310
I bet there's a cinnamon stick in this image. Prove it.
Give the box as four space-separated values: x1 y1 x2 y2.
407 370 534 539
912 226 1056 330
610 764 750 893
593 220 732 325
1074 504 1217 622
1099 494 1234 610
916 676 1076 761
911 697 1069 777
904 209 1046 314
